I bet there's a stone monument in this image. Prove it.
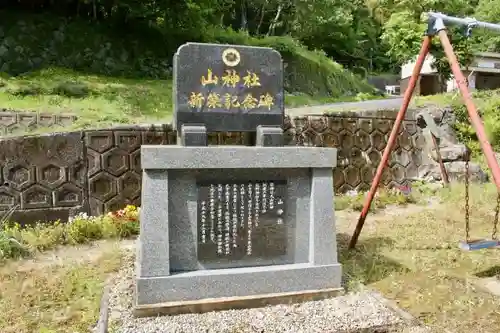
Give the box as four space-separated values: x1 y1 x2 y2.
135 42 342 316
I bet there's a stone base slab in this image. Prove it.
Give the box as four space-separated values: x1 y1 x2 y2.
135 263 342 316
134 286 344 317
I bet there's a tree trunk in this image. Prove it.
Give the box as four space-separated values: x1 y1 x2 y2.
240 0 248 31
92 0 97 20
256 1 268 35
267 4 282 36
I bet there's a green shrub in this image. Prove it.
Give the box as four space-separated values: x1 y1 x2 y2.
67 217 104 244
448 89 500 157
0 11 172 78
481 99 500 148
8 221 68 252
0 206 30 259
113 218 140 238
0 233 28 259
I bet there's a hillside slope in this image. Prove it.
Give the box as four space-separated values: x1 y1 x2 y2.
0 11 377 131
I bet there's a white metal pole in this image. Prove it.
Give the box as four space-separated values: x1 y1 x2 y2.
427 12 500 32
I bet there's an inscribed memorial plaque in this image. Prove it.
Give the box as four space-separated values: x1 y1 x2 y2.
197 180 287 263
173 42 284 132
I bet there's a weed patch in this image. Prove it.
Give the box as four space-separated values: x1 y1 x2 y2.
0 249 123 333
334 183 432 212
0 205 139 262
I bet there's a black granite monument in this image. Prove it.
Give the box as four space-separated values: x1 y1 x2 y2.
173 42 284 138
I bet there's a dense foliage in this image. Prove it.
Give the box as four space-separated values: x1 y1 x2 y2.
0 0 394 75
2 1 500 93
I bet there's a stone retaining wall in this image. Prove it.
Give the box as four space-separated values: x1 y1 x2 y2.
0 110 77 136
0 110 425 225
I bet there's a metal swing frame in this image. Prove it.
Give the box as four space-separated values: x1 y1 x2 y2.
348 12 500 251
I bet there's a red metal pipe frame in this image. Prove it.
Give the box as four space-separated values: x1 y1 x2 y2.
430 133 450 186
348 29 500 249
437 30 500 191
347 36 433 250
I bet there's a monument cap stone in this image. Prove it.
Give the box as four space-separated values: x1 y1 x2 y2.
173 42 284 132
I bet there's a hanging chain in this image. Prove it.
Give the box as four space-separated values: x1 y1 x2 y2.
493 192 500 240
464 149 500 242
462 30 472 244
464 156 471 243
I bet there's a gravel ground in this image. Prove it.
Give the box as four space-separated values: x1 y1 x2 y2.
104 247 429 333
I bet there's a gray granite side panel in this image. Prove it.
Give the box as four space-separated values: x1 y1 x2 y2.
138 169 170 277
309 168 338 265
168 171 198 272
141 146 337 169
136 263 342 305
288 171 310 264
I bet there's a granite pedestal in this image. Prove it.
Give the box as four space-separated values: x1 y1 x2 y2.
135 145 342 316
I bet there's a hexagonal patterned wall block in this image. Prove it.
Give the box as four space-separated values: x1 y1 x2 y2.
0 110 425 223
0 111 77 136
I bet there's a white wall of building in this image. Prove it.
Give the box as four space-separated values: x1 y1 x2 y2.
446 72 477 92
400 54 437 79
402 52 500 93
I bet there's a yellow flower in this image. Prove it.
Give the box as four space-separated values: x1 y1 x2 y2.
124 205 137 213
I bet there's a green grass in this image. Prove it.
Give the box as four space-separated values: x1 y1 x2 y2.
0 68 173 131
335 188 418 211
2 183 500 332
0 11 385 136
0 10 383 135
415 88 500 109
0 248 122 333
334 181 439 212
0 206 136 333
337 182 500 333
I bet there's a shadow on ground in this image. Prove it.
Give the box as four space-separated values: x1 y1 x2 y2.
476 265 500 278
336 233 409 289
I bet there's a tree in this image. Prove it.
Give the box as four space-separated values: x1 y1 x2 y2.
471 0 500 51
380 0 477 82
